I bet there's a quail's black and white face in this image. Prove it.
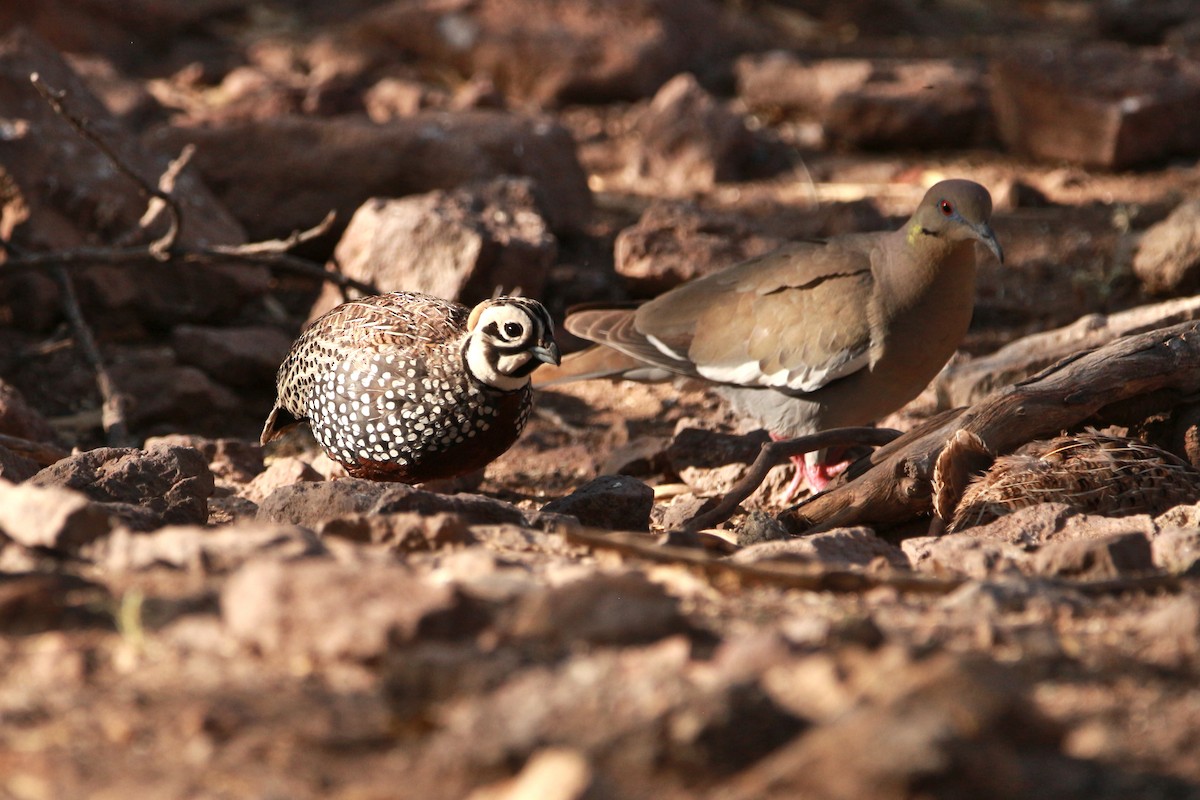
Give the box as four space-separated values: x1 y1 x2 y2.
464 297 560 391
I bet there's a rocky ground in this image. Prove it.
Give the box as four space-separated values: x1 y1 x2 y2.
3 1 1200 798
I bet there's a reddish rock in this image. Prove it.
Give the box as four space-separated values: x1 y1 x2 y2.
504 572 687 647
319 512 476 551
432 638 803 785
363 76 439 121
0 445 40 483
737 53 991 150
599 435 672 477
1031 532 1155 579
468 748 594 800
221 559 476 661
91 521 325 573
0 573 107 635
308 177 557 320
952 502 1158 548
540 475 654 531
667 428 771 472
614 197 889 296
337 0 729 107
0 29 269 333
991 44 1200 168
737 51 873 116
1150 526 1200 574
106 347 241 433
656 493 719 532
257 478 527 529
614 201 784 295
170 324 294 389
720 653 1065 800
630 73 762 192
0 480 115 553
0 0 246 72
902 534 1029 579
823 59 991 150
0 379 59 445
734 528 908 570
67 53 167 127
181 65 305 123
149 111 592 243
30 444 214 527
1132 199 1200 295
143 434 264 484
242 457 323 505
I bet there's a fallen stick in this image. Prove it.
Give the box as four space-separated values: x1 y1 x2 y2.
562 526 1197 598
681 427 901 532
6 76 378 297
564 527 965 595
51 266 133 446
935 294 1200 408
31 72 183 257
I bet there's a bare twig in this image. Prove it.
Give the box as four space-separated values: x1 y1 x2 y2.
30 73 183 257
682 426 902 532
50 267 133 447
214 210 337 256
2 72 379 450
1 224 378 296
11 76 378 297
562 526 1194 598
120 144 195 252
564 526 965 594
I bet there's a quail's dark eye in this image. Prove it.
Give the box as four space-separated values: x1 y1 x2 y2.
503 321 524 338
939 200 954 217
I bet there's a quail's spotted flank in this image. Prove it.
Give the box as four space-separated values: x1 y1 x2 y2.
261 291 560 484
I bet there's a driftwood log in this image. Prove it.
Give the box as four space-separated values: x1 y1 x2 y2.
933 295 1200 408
781 320 1200 534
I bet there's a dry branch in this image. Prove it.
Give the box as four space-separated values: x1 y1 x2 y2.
6 76 378 295
1 75 380 448
935 295 1200 407
563 526 1195 598
681 426 901 532
51 267 133 446
781 321 1200 533
564 526 965 594
31 72 183 257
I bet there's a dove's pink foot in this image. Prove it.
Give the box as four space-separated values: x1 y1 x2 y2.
772 434 851 502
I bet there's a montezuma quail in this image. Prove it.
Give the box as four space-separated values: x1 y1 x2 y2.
261 291 559 484
933 430 1200 533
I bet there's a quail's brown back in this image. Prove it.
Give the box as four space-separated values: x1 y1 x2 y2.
262 291 557 484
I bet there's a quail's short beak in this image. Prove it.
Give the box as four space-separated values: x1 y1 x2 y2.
973 222 1004 265
531 341 561 366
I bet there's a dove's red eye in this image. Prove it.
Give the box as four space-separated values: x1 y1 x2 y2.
939 200 954 216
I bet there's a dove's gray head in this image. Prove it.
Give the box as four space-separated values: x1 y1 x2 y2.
908 179 1004 264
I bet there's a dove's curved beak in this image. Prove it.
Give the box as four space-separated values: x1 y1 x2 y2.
973 222 1004 265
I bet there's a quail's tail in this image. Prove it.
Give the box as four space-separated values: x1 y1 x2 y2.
260 405 302 446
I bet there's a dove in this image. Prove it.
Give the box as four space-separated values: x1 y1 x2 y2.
539 179 1003 498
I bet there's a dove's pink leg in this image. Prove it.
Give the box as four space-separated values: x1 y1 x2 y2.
772 433 850 501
